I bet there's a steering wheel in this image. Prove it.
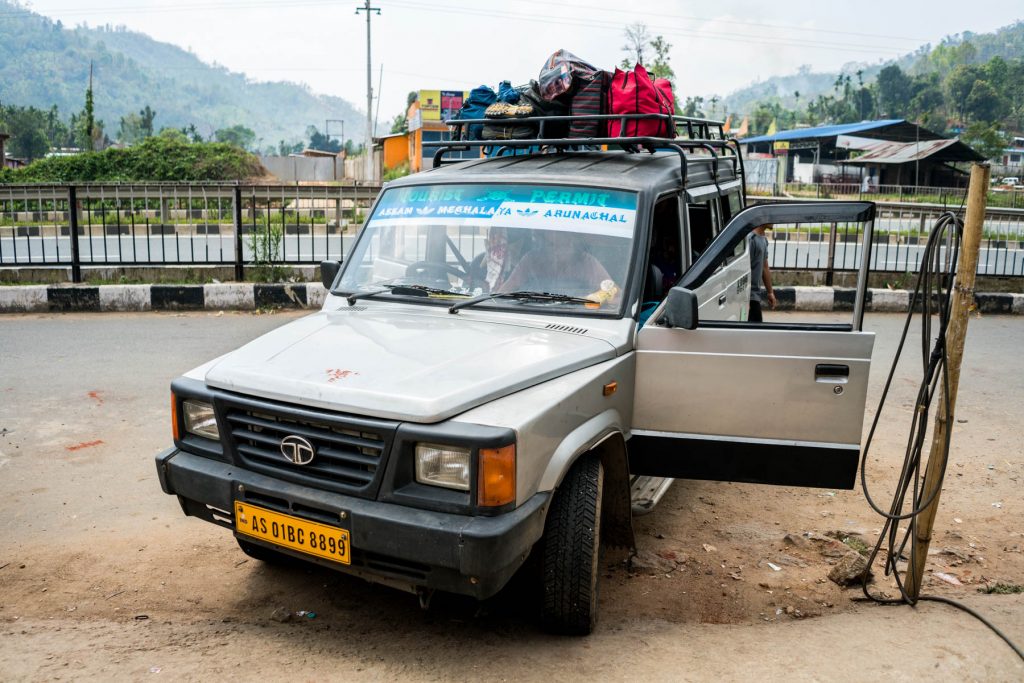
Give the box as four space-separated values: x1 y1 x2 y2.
405 261 469 282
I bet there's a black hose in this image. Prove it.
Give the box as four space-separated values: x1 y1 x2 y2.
856 210 1023 663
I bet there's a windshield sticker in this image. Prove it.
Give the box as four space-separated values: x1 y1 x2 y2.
370 184 637 235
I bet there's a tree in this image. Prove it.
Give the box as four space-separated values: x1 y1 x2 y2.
908 73 944 122
82 71 95 151
389 114 407 134
343 139 364 157
620 22 651 67
682 96 705 118
277 139 303 156
961 122 1007 160
117 113 145 144
214 124 256 151
944 64 982 122
649 35 675 82
181 123 203 143
965 80 1007 124
139 105 156 138
875 65 911 118
0 104 50 160
852 87 875 120
306 126 342 153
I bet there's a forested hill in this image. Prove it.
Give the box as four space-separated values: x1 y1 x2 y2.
0 0 367 145
719 20 1024 115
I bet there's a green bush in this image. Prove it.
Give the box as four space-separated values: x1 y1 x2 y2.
0 133 265 183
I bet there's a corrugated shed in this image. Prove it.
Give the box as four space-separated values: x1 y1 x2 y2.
742 120 904 144
840 138 984 164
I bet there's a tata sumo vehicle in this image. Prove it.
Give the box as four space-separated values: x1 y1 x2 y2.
156 115 878 634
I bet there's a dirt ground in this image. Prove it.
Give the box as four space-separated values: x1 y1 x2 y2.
1 310 1022 681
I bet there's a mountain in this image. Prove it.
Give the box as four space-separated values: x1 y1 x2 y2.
718 20 1024 116
0 0 368 146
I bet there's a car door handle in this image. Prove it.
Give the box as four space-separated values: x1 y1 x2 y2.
718 295 727 306
815 363 849 383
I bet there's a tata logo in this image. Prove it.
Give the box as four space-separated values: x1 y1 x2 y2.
280 435 315 465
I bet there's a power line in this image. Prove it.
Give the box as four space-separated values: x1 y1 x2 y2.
5 0 925 54
382 0 917 55
3 0 932 43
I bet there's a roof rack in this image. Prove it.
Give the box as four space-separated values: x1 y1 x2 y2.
423 113 746 200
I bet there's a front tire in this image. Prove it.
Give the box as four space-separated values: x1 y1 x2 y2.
540 455 604 635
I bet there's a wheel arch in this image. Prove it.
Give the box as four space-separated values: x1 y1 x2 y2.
536 412 634 550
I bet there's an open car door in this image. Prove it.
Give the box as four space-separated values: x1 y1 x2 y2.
630 202 877 489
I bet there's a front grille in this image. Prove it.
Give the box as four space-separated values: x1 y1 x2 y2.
220 398 393 497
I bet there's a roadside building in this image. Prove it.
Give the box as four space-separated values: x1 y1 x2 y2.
741 119 983 188
999 135 1024 170
838 137 984 188
376 132 410 173
406 89 478 172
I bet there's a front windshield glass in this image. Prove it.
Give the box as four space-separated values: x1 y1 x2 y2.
337 183 639 314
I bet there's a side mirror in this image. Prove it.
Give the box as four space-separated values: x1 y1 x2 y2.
662 287 698 330
320 260 341 290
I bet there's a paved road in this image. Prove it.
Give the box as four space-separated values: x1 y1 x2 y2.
1 311 1021 680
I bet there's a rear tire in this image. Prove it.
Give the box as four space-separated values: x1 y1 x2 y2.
540 455 604 635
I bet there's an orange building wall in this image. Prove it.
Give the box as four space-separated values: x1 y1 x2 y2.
382 135 409 170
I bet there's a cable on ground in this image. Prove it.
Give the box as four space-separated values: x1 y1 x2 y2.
856 210 1024 662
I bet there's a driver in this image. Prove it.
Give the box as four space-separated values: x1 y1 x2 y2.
497 229 613 296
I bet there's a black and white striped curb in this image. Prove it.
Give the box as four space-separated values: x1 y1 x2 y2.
0 282 326 313
0 284 1021 314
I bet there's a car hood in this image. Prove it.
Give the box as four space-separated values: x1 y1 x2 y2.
203 307 616 422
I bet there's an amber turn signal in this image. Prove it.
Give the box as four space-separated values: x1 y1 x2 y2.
602 381 618 396
478 444 516 507
171 393 180 441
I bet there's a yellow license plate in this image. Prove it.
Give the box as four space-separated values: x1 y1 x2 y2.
234 501 351 565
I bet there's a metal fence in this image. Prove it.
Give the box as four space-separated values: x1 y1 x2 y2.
754 197 1024 278
780 182 1023 210
0 183 382 281
2 183 1022 280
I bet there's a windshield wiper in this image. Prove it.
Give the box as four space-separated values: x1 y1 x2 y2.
347 284 469 306
449 290 594 314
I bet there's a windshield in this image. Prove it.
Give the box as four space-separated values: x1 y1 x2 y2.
336 183 639 314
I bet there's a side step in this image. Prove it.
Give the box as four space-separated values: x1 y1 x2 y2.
630 475 674 516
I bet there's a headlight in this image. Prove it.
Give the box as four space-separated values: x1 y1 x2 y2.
183 399 219 440
415 443 470 491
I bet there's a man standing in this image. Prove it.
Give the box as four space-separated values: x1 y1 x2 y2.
748 223 776 322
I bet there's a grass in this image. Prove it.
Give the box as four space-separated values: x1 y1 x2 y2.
841 536 871 556
977 583 1024 595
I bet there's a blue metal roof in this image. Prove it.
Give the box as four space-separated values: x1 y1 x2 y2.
741 119 905 145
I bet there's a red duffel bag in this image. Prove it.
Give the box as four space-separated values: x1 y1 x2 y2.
607 64 675 138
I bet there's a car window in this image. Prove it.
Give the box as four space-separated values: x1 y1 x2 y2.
337 183 640 315
721 192 743 224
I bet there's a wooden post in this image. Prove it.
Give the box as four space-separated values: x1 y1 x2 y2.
905 163 989 600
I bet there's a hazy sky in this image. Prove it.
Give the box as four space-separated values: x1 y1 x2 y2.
21 0 1024 128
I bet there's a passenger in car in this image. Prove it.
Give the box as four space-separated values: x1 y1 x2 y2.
469 227 529 292
498 230 612 295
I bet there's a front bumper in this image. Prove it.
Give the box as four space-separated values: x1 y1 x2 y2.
155 448 549 599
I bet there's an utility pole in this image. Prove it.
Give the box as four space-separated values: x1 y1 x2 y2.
904 163 989 600
355 0 380 182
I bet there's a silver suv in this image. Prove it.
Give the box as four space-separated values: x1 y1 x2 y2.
156 116 878 634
